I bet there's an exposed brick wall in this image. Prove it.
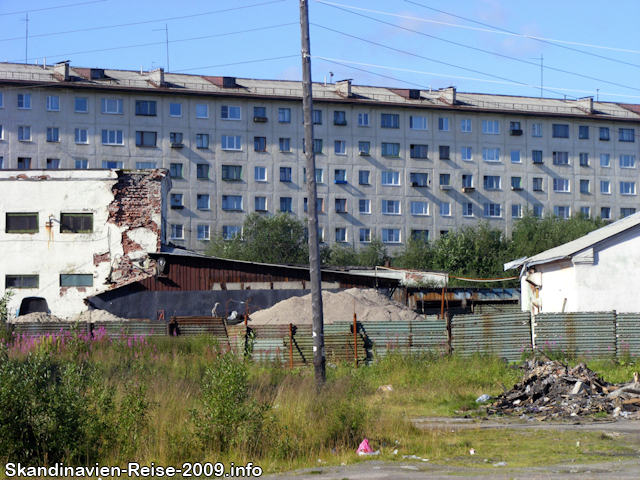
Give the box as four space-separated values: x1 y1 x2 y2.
93 252 110 266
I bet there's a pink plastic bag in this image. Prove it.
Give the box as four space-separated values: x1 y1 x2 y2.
356 438 374 455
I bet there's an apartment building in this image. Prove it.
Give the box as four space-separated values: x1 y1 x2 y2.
1 61 639 252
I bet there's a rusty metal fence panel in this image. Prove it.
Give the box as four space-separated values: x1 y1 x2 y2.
11 322 89 336
534 312 616 358
474 303 522 314
92 321 166 338
615 314 640 357
170 316 228 337
355 318 447 358
451 313 532 362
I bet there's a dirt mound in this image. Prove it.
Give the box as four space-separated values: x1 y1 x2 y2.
249 288 421 325
11 312 65 323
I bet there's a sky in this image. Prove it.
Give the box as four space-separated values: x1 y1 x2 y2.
1 0 639 104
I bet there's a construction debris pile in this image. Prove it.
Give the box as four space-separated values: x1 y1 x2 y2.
486 360 640 420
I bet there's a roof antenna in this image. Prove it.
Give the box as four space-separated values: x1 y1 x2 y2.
21 13 29 63
329 71 334 84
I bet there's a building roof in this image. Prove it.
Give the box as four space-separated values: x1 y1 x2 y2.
1 62 639 120
504 212 640 271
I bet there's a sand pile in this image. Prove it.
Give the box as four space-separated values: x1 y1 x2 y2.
70 310 129 323
249 288 421 325
11 312 65 323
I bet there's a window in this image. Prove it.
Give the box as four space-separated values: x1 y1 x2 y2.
552 124 569 138
554 206 570 219
510 122 522 135
170 132 183 145
600 180 611 194
75 97 88 113
508 177 521 191
621 208 637 218
334 169 347 184
60 213 92 233
381 171 400 186
6 213 38 233
135 161 157 170
135 131 157 147
620 181 636 195
439 173 451 186
221 195 242 211
439 202 450 216
196 104 208 118
303 197 324 214
532 178 543 191
170 194 183 208
334 140 346 155
358 141 370 155
196 164 209 179
254 166 267 182
411 230 429 241
335 228 347 243
279 167 292 182
358 170 370 185
579 126 589 139
197 194 210 210
533 205 544 217
101 130 124 145
222 226 242 240
279 138 291 152
315 168 324 183
358 113 369 126
75 128 88 144
482 148 500 162
532 123 542 137
101 98 123 114
170 224 184 240
382 229 401 243
0 125 2 140
335 198 347 213
75 159 88 169
17 157 31 169
169 103 182 117
512 204 522 219
101 161 123 169
253 136 266 152
553 178 570 192
46 159 60 169
381 113 399 128
438 117 449 131
135 100 157 116
279 197 292 213
410 144 428 159
170 163 183 179
255 197 267 211
222 165 243 181
46 96 60 111
553 151 569 165
510 150 521 163
620 155 636 168
221 135 241 150
600 154 610 167
484 203 501 217
410 172 429 187
381 142 400 157
580 179 590 194
439 145 450 159
311 139 323 154
17 93 31 109
461 147 472 161
312 109 322 124
197 225 211 241
619 128 635 142
18 126 31 141
0 92 3 108
463 203 473 217
579 153 589 166
359 199 371 214
359 228 371 243
221 105 241 120
462 174 473 188
333 111 347 125
5 275 38 289
382 200 400 214
411 201 429 215
46 127 59 142
278 108 291 123
601 207 611 219
483 175 501 190
461 119 471 132
410 116 427 130
581 207 591 218
599 127 610 141
482 120 500 134
532 150 543 164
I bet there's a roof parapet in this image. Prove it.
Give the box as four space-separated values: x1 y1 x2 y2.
149 68 165 87
54 61 70 81
336 79 352 98
439 86 456 105
576 96 594 114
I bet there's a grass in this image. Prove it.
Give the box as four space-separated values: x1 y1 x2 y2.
0 332 638 475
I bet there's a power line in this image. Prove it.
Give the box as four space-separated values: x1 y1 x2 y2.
0 0 286 43
175 55 299 73
315 3 640 93
0 0 107 16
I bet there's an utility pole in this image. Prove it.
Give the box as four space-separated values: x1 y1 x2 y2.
300 0 325 388
22 13 29 63
530 54 543 98
152 24 170 72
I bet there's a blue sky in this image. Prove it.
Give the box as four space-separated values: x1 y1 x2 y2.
1 0 639 103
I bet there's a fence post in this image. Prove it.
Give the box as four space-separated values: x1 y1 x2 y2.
446 312 452 355
289 323 294 369
353 312 358 368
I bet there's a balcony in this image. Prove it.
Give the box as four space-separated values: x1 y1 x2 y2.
462 187 475 193
253 116 268 123
439 185 452 190
510 129 523 136
170 142 184 148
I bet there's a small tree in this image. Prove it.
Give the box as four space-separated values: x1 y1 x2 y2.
0 289 14 323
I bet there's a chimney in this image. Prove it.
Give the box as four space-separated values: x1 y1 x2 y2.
576 96 594 114
150 68 165 87
54 61 69 81
439 86 456 105
336 79 352 97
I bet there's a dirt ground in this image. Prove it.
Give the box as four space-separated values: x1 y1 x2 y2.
263 418 640 480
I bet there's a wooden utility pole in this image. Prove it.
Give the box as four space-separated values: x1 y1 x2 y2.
300 0 325 387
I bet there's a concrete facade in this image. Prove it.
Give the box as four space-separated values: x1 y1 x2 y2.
0 169 171 318
1 63 639 252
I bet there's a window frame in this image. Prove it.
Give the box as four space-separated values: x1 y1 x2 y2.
221 135 242 151
221 165 243 181
101 98 123 115
481 120 500 134
169 102 182 117
46 95 60 112
221 195 243 211
60 213 93 233
195 104 209 119
196 164 210 179
46 127 60 143
380 113 399 128
5 275 39 289
17 93 31 110
6 213 38 233
278 108 291 123
74 97 88 113
75 128 89 144
382 228 401 244
169 163 183 179
135 131 157 147
135 100 157 116
410 144 428 159
381 171 400 186
221 105 241 120
409 116 427 130
381 142 400 157
101 129 124 146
